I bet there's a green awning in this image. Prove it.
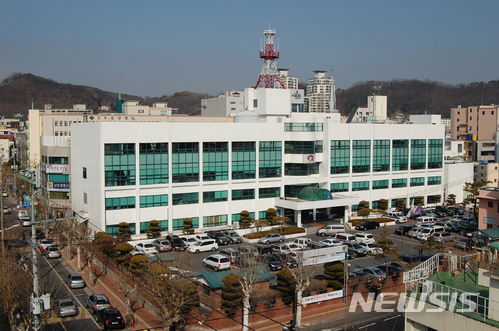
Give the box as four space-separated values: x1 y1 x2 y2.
297 187 332 201
490 242 499 250
479 228 499 240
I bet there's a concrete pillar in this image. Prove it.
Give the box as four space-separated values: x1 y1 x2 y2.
295 210 302 228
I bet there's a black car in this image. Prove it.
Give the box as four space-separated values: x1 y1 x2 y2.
167 236 186 251
355 221 380 231
209 232 230 245
261 254 284 271
255 244 274 257
273 252 298 268
96 308 126 330
376 264 402 277
400 254 431 263
394 225 412 236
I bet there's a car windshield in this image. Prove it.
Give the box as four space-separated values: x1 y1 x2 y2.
60 301 74 307
71 275 83 280
96 299 108 304
352 244 362 248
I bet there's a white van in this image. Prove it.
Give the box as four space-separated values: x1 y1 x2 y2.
417 226 445 241
316 224 345 236
386 211 404 218
416 216 437 224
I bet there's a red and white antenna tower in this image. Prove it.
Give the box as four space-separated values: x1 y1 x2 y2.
254 29 285 89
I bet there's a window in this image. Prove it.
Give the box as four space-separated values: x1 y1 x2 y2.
105 197 135 210
253 99 258 108
488 201 493 208
330 182 348 192
140 220 167 233
104 143 136 187
259 187 280 198
352 140 370 173
284 123 323 132
232 142 256 179
54 121 58 126
411 139 426 170
284 141 315 154
83 167 87 179
392 179 407 188
372 180 388 190
427 176 441 185
284 163 319 176
49 157 68 164
428 139 443 169
392 140 408 171
48 174 69 182
140 143 168 185
172 193 198 205
140 194 167 207
330 140 350 174
203 214 228 227
203 142 228 181
352 181 369 191
203 191 228 203
173 217 199 230
373 140 390 172
259 141 282 178
410 177 425 187
172 142 199 183
83 192 87 204
232 189 255 200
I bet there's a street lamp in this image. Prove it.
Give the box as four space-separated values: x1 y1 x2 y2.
30 189 43 331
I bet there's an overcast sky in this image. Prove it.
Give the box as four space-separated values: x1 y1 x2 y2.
1 1 497 97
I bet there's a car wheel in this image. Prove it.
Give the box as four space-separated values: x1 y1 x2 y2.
203 262 207 267
265 240 270 244
195 250 200 253
211 247 216 251
320 233 325 237
376 226 380 229
215 267 219 272
396 220 400 224
279 239 284 243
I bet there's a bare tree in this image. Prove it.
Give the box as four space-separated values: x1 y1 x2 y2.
117 277 137 327
0 249 31 330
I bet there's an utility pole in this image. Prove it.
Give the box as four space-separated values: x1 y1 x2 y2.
31 189 43 331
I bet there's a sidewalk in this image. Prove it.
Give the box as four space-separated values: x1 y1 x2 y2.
60 251 164 330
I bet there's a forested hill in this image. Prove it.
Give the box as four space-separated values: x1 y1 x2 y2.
1 72 498 118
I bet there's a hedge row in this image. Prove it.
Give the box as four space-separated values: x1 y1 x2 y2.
243 226 306 239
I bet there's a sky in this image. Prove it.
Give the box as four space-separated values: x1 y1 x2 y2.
1 1 498 98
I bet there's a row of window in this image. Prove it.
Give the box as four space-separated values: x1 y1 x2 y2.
104 188 281 210
352 195 442 211
331 139 443 174
330 176 441 192
105 209 283 235
54 131 71 136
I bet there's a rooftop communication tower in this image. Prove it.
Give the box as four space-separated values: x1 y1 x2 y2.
254 29 285 89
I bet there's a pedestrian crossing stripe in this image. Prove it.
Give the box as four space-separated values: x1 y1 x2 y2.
47 308 91 324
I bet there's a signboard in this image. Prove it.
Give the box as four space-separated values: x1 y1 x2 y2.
302 289 344 304
484 217 496 225
47 182 70 192
296 246 346 267
42 164 69 174
303 154 315 163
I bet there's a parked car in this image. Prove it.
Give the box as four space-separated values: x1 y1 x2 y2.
95 308 126 330
400 254 431 263
394 216 408 224
271 243 300 254
66 273 86 289
260 254 284 271
291 237 312 250
343 242 368 257
446 222 463 233
209 232 230 245
432 232 456 243
2 190 8 197
321 238 343 247
273 252 298 268
316 224 345 236
221 230 243 244
219 247 240 263
86 294 112 314
306 241 330 250
358 242 383 255
203 254 231 271
169 237 187 251
57 298 78 317
180 235 199 247
394 225 413 236
352 267 386 281
151 239 172 252
188 239 218 253
456 237 471 250
237 246 258 258
332 233 356 243
3 206 11 214
376 264 402 277
134 242 158 255
258 233 284 244
45 246 61 258
354 233 375 244
255 244 274 257
355 220 380 231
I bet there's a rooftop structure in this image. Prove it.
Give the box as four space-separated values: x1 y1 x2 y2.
254 29 285 89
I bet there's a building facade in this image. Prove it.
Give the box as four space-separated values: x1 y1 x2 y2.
451 104 499 141
70 113 446 237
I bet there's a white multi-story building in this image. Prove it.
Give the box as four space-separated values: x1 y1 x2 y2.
70 93 450 236
201 91 244 117
278 69 299 90
305 70 336 113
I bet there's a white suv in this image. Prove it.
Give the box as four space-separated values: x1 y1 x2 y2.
354 233 375 244
134 242 158 255
188 239 218 253
203 254 231 271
